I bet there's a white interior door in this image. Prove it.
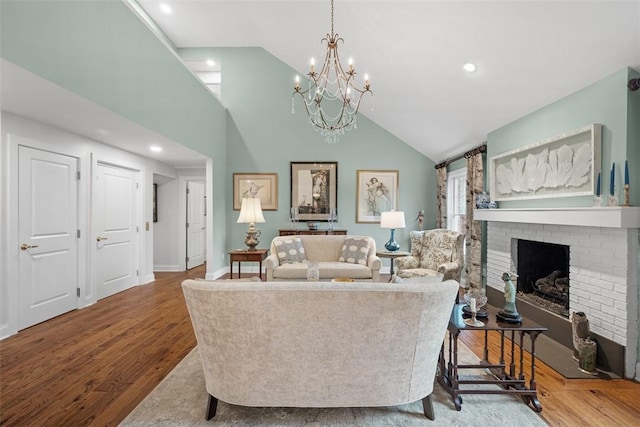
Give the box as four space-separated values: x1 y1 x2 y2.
94 163 139 299
18 146 78 329
186 181 206 269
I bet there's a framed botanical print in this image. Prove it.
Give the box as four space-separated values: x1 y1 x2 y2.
356 170 399 223
233 173 278 210
290 161 337 221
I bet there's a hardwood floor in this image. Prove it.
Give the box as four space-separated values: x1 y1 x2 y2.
1 268 639 426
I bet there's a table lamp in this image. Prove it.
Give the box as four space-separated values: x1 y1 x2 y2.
380 210 405 252
237 197 265 250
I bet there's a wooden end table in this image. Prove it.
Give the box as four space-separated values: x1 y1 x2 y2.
437 304 547 413
376 250 410 277
228 249 269 281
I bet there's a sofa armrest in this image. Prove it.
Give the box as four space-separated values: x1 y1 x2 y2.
395 256 420 270
265 254 280 269
367 255 382 281
437 261 461 281
367 254 382 271
265 254 280 281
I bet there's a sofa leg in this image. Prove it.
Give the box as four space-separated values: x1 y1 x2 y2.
206 394 218 420
422 394 435 420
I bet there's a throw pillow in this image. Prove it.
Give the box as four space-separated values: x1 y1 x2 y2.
274 238 307 264
339 237 371 265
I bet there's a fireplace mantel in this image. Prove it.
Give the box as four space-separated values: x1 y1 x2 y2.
474 207 640 228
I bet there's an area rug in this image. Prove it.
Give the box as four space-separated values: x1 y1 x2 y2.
121 343 547 426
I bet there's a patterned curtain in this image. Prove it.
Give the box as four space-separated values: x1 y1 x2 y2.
435 165 447 228
464 147 486 290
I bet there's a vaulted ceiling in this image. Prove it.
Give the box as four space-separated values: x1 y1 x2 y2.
135 0 640 162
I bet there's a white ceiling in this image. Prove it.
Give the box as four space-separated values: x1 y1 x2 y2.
136 0 640 162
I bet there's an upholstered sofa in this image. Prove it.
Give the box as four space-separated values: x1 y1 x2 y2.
181 278 459 421
394 229 465 281
265 235 381 281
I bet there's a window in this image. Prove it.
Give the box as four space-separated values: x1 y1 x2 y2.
447 168 467 233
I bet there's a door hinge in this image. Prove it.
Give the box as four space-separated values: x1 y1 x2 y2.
186 222 190 229
136 269 139 276
136 182 139 189
186 188 190 194
136 226 139 232
77 288 80 297
186 256 190 263
77 229 81 238
76 171 81 180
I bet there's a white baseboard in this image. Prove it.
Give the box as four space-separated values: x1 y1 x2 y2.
0 323 16 340
154 264 182 272
143 274 155 284
206 267 229 280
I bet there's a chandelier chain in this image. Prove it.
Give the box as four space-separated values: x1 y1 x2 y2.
330 0 334 37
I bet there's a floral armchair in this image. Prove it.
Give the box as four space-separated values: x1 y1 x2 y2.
394 229 465 282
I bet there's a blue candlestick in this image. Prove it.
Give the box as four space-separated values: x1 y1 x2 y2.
624 160 629 185
610 162 615 196
595 172 601 196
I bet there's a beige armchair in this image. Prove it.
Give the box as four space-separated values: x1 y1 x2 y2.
394 229 465 281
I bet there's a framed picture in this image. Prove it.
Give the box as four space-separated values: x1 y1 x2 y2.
233 173 278 210
489 124 601 201
290 161 337 221
356 170 399 223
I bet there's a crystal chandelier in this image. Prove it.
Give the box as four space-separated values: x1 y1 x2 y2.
291 0 372 144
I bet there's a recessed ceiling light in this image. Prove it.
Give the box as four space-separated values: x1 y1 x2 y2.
150 146 163 153
206 59 215 67
463 62 477 73
159 3 172 14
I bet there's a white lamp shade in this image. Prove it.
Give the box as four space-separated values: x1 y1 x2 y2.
237 198 266 224
380 211 405 229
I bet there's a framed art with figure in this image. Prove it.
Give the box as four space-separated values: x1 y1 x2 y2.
356 170 398 223
233 173 278 210
290 161 337 221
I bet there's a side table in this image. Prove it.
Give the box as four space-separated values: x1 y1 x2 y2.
376 250 410 277
228 249 269 281
437 304 547 413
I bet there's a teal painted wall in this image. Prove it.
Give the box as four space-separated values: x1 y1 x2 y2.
179 47 436 252
487 68 636 208
0 0 229 271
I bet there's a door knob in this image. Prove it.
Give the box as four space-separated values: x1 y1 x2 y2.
20 243 39 250
96 236 109 242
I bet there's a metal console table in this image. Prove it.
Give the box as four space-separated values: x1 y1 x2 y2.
437 304 547 413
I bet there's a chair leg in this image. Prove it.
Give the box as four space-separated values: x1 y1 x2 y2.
206 394 218 420
422 394 435 420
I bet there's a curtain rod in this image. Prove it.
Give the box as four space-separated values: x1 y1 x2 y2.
435 144 486 170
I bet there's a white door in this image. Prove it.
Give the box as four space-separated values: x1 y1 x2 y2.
18 146 78 329
94 163 139 299
186 181 206 269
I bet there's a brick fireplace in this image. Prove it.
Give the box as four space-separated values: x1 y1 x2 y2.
475 207 640 380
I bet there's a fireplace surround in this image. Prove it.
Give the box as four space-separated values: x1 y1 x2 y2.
475 207 640 380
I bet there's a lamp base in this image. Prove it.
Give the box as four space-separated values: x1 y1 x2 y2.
384 229 400 252
244 226 261 251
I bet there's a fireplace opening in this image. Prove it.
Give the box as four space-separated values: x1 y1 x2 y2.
516 239 570 318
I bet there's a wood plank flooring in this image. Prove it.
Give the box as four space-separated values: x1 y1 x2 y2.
1 267 639 426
